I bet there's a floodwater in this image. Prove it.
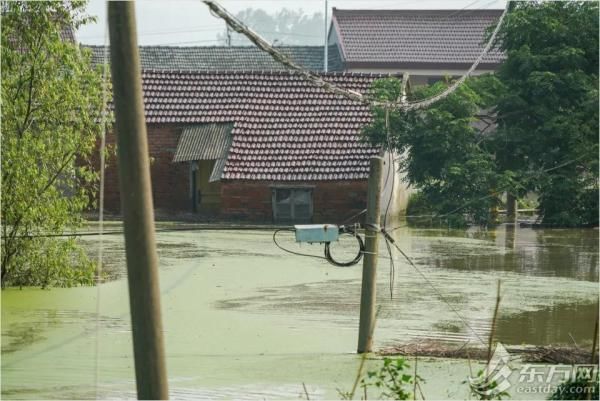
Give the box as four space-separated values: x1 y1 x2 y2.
2 223 598 399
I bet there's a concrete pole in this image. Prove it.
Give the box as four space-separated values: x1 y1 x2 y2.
108 3 169 399
357 157 383 353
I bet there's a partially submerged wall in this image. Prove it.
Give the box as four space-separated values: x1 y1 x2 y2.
101 125 369 223
220 180 368 223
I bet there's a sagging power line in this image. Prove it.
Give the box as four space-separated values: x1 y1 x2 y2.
202 0 510 111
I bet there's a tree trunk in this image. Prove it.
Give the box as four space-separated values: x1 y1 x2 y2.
506 192 518 224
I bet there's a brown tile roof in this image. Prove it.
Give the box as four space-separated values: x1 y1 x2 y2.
331 9 505 69
141 70 384 181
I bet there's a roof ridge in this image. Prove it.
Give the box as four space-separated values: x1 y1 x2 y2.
86 44 337 72
82 44 327 49
140 68 397 78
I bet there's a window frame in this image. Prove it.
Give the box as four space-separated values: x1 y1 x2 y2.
271 186 314 223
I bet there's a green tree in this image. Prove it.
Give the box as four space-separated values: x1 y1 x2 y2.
1 1 107 287
492 1 599 227
363 75 510 227
217 8 324 46
363 1 598 227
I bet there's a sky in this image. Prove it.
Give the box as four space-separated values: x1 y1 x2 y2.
76 0 507 46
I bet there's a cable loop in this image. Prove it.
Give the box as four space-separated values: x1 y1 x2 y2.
273 226 365 267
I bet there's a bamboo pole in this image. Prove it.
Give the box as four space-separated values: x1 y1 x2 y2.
487 280 502 366
107 3 169 399
357 157 383 353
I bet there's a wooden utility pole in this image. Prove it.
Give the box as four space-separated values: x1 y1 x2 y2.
357 157 383 353
108 3 169 399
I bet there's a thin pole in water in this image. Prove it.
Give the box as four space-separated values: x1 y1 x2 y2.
107 3 169 399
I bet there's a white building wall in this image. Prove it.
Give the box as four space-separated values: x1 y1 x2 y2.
380 150 414 220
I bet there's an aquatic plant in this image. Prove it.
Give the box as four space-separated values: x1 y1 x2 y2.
339 357 423 400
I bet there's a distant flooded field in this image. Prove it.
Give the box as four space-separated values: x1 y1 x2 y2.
2 223 597 399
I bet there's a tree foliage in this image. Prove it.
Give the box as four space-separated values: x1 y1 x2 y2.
364 75 510 226
363 1 598 227
1 1 108 287
492 1 599 226
217 8 324 46
339 357 421 400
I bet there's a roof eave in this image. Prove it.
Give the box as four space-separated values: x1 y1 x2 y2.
344 61 503 71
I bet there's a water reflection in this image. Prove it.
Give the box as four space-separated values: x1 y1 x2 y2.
505 223 517 250
497 302 598 345
416 225 598 282
2 225 598 400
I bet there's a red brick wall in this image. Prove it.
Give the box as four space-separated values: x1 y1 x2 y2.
220 180 368 223
102 124 368 222
103 124 189 213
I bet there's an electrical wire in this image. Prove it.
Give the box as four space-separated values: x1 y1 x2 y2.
385 154 588 234
273 227 364 267
381 229 488 346
2 225 302 239
202 0 510 111
339 208 367 225
272 229 328 262
5 0 519 380
382 108 397 299
380 70 409 299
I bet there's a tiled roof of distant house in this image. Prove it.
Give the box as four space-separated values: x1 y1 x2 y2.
61 25 76 42
330 9 505 69
140 70 384 180
84 45 344 71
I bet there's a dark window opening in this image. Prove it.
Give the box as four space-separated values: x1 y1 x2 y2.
272 188 313 223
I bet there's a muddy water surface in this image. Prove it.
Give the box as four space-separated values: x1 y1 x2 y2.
2 224 597 399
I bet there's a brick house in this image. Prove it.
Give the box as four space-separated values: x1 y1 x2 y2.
97 10 506 221
328 9 505 82
322 8 506 211
103 70 386 223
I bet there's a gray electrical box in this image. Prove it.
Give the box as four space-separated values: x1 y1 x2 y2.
294 224 339 243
